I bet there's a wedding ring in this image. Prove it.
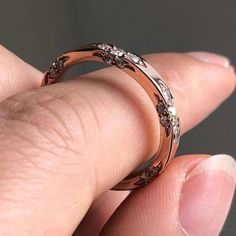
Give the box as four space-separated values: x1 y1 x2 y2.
41 43 181 190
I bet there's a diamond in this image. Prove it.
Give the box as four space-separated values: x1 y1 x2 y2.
173 125 180 135
49 59 64 78
98 44 112 51
125 52 141 64
49 68 57 78
99 44 128 67
170 116 179 126
111 46 126 57
157 80 173 105
115 48 126 57
156 100 166 114
160 115 170 127
136 164 162 186
103 53 113 64
115 57 126 69
171 116 180 143
163 89 173 105
144 166 159 180
168 106 176 116
154 86 180 143
173 125 181 143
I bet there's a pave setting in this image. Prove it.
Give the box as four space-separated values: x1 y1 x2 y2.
155 78 180 143
157 79 174 106
49 58 64 79
136 163 163 186
98 43 145 68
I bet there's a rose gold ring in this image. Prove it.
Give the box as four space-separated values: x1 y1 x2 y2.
41 43 181 190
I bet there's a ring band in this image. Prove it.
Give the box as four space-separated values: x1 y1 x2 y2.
41 43 181 190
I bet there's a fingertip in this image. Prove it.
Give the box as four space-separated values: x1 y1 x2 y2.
100 155 208 235
186 51 236 95
179 154 236 236
145 52 235 133
186 51 230 67
101 154 235 235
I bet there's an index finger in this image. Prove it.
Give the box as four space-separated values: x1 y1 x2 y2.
0 52 234 235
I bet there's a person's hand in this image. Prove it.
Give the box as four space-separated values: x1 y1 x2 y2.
0 45 235 236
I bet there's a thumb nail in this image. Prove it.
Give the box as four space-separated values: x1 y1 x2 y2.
179 154 236 236
187 52 230 68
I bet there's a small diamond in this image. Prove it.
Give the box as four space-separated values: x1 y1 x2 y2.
125 52 141 64
168 106 176 116
111 46 126 57
163 89 173 105
171 116 179 126
98 44 112 51
115 57 126 69
49 68 57 78
173 125 181 143
171 116 180 143
156 100 166 114
98 44 106 50
115 48 125 57
103 53 113 64
158 80 173 106
173 125 180 135
160 115 170 127
49 59 64 78
99 44 127 66
136 165 161 186
154 90 180 144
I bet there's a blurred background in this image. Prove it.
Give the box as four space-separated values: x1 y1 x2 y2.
0 0 235 235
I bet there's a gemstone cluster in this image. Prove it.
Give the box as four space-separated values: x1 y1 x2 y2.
136 163 163 186
98 43 144 68
155 80 181 144
48 58 64 79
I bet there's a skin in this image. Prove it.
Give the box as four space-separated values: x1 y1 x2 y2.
0 44 235 235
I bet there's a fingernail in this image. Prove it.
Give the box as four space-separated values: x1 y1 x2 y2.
179 154 236 236
187 52 230 68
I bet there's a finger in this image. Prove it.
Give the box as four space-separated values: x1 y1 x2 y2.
100 154 236 236
146 52 235 132
74 52 236 235
0 52 234 235
73 191 129 236
0 44 42 101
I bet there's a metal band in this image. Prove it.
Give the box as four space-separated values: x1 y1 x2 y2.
41 43 181 190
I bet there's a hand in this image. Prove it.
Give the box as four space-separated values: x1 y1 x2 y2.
0 45 235 236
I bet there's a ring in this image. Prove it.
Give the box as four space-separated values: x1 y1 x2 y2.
41 43 181 190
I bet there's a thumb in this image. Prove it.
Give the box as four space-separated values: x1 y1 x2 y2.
101 154 236 236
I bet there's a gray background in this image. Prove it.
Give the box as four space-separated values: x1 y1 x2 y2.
0 0 235 235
